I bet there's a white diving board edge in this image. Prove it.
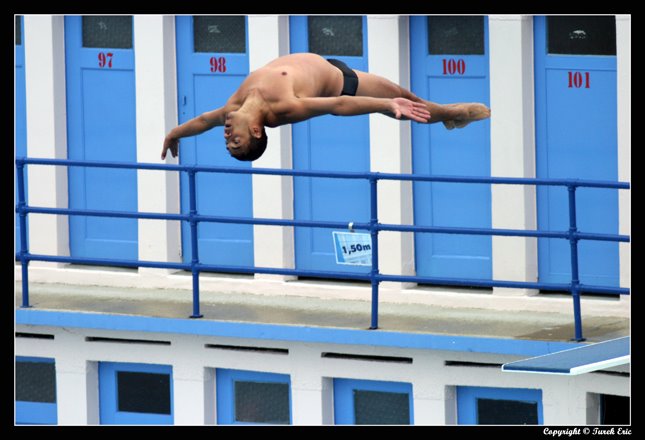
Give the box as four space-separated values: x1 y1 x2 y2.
502 337 630 376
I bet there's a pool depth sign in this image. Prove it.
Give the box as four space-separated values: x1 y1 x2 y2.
332 231 372 266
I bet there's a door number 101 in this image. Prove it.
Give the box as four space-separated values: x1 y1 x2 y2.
568 71 590 89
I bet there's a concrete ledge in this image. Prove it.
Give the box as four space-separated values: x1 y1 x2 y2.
16 308 581 357
16 264 630 318
16 281 629 351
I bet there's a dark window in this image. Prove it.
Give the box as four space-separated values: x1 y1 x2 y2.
82 16 133 49
477 398 538 425
193 16 246 53
353 390 410 425
308 16 363 57
117 371 171 414
601 394 630 425
16 360 56 403
428 16 485 55
16 16 22 46
547 16 616 55
234 381 290 424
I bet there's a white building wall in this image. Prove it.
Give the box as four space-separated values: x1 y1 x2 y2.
23 15 69 267
134 15 182 276
367 15 415 287
488 15 538 296
616 15 631 299
16 325 629 425
248 15 296 281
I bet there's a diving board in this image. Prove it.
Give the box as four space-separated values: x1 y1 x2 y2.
502 337 629 375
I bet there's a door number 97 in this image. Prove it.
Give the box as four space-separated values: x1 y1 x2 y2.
98 52 113 68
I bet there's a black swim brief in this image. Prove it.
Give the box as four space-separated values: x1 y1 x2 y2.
327 58 359 96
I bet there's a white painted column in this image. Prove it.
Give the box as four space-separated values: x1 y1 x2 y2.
248 16 295 280
289 346 333 425
367 15 415 288
54 331 100 425
23 15 69 265
542 380 590 425
172 363 213 424
412 355 450 424
616 15 631 300
291 379 334 425
134 15 182 273
488 15 538 296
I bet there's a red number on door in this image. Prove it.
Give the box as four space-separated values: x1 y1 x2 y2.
442 59 466 75
567 71 590 88
98 52 113 68
209 57 227 73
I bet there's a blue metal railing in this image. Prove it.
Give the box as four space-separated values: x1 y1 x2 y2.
15 157 631 341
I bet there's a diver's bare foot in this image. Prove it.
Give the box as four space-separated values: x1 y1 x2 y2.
442 103 491 130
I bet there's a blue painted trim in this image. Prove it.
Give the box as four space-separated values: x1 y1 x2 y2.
333 378 413 425
16 356 55 364
216 369 291 425
15 401 58 425
99 361 174 425
16 309 580 357
457 386 543 425
15 356 58 425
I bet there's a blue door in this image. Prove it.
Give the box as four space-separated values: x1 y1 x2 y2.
457 386 543 425
65 16 138 261
15 15 27 254
333 378 413 425
15 357 58 425
176 16 253 268
290 16 371 276
534 16 619 288
99 362 173 424
410 16 492 281
216 369 292 425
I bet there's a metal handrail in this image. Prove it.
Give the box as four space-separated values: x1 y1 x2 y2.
15 157 631 341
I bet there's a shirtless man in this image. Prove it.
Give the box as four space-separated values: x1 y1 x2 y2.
161 53 491 162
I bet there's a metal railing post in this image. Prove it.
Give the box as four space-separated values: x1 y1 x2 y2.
369 176 380 330
568 185 584 341
188 169 203 319
16 159 31 308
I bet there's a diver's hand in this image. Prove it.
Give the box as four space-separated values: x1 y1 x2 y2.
161 135 179 160
389 97 431 123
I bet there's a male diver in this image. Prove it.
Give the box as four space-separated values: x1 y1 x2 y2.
162 53 490 162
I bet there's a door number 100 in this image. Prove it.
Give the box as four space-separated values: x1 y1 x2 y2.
568 71 590 89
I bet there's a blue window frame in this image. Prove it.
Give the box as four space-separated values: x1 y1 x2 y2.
457 386 543 425
333 378 414 425
99 362 174 425
15 357 58 425
216 369 292 425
